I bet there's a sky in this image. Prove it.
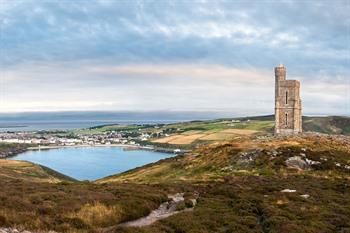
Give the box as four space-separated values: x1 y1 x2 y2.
0 0 349 116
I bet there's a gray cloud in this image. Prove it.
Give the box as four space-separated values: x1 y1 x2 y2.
0 0 349 114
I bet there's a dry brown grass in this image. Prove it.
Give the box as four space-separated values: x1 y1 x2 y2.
72 202 124 227
152 128 260 145
169 134 206 144
153 134 206 144
0 178 168 232
0 160 69 183
200 133 239 141
181 130 203 135
152 135 183 143
221 129 259 135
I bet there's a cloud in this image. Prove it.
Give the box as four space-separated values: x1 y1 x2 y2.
0 0 349 115
0 62 348 115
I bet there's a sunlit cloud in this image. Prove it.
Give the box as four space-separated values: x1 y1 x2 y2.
1 62 348 115
0 0 349 115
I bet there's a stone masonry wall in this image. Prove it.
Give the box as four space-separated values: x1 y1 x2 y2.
274 65 302 135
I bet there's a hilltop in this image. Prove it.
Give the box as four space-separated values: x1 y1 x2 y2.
0 134 349 232
99 133 350 184
0 116 349 233
99 133 350 233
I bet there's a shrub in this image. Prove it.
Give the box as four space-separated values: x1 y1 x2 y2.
176 201 186 211
0 215 8 226
185 199 194 208
73 202 124 227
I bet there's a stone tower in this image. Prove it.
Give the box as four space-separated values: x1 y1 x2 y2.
274 64 302 135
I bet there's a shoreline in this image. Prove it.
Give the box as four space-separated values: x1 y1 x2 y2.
27 143 142 150
26 143 182 154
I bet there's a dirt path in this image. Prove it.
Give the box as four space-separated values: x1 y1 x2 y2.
119 193 194 228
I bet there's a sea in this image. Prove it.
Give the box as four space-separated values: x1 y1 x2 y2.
0 111 235 131
2 111 235 180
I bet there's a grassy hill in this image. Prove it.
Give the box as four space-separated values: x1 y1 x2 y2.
1 116 350 232
0 159 173 232
0 160 75 183
99 134 350 184
303 116 350 135
232 115 350 135
99 134 350 233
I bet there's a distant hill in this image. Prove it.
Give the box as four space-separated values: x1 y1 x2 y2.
234 115 350 135
303 116 350 135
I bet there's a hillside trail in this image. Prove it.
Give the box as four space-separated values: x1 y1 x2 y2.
101 193 196 232
121 193 192 227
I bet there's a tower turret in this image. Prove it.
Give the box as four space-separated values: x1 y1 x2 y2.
275 64 286 100
274 64 302 135
275 64 286 80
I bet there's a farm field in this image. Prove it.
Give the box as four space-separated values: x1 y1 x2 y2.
152 120 268 145
66 116 350 150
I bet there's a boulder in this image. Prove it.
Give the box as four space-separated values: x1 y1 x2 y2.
286 156 309 170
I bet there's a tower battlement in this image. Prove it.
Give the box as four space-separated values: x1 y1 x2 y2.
274 64 286 80
274 64 302 135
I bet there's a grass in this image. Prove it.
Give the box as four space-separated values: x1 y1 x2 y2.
0 180 170 232
150 120 269 146
0 160 75 183
100 134 350 184
75 124 149 135
118 176 349 233
303 116 350 135
105 134 350 233
1 130 350 232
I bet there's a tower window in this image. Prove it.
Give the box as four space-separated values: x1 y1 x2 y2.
285 91 288 104
285 113 288 126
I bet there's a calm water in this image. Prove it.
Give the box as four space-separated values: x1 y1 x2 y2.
0 111 228 131
9 147 174 181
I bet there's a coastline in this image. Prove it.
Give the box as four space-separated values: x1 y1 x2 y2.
2 143 186 160
26 143 182 154
27 143 142 150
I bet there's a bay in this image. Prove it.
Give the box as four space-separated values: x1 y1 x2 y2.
9 146 174 181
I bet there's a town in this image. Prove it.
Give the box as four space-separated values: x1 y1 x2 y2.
0 128 150 146
0 124 185 153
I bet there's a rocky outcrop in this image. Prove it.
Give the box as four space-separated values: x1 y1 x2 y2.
0 147 27 158
236 149 263 167
285 156 309 170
